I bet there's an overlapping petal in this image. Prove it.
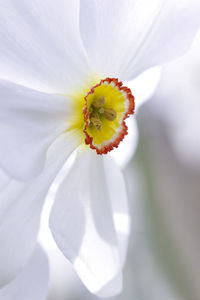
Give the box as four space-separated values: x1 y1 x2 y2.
50 149 129 297
111 117 138 169
0 245 49 300
0 132 78 287
125 67 161 110
0 80 76 180
0 0 91 93
97 155 130 297
152 32 200 169
80 0 200 80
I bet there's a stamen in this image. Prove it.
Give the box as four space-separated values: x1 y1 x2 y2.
92 96 105 108
102 108 117 121
98 107 104 114
90 112 102 131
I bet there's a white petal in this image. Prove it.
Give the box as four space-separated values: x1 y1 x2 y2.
152 32 200 169
125 67 161 110
80 0 200 80
0 0 90 93
0 245 49 300
0 132 78 287
111 117 138 169
97 274 123 298
98 155 130 297
50 149 130 296
0 80 75 180
103 156 130 267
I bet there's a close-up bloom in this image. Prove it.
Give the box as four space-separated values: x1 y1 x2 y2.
0 0 200 298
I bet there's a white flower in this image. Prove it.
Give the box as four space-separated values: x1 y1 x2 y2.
0 0 200 297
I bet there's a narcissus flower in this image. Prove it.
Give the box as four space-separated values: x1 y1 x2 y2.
0 0 200 297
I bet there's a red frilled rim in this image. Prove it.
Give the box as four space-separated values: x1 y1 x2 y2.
82 77 135 154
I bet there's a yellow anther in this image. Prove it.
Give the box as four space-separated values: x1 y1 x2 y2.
103 108 117 121
90 113 102 131
92 95 105 108
98 107 104 114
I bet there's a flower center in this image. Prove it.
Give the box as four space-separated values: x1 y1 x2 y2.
89 95 117 131
82 78 135 154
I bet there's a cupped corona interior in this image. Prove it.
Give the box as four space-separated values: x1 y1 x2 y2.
70 77 135 154
83 78 135 154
